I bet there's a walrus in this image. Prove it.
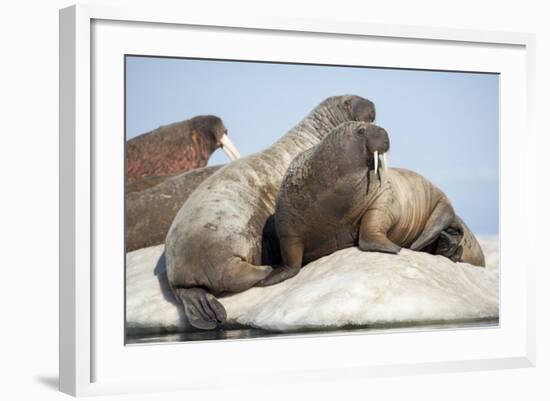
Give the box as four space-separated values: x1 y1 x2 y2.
126 174 179 194
260 121 484 286
125 165 222 252
126 115 240 183
165 95 377 330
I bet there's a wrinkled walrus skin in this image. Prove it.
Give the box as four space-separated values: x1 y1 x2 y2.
263 122 484 286
126 115 233 183
165 95 376 330
125 165 222 252
126 174 179 194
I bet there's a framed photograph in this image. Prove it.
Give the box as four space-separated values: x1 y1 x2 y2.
59 4 536 396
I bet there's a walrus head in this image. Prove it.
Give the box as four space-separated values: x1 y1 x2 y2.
193 115 241 161
342 95 376 123
329 121 390 176
318 95 376 126
310 122 390 198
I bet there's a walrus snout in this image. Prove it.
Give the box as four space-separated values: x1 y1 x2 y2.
364 125 390 174
345 95 376 123
361 106 376 123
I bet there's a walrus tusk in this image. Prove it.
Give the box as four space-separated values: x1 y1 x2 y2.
374 151 379 175
220 134 241 161
382 153 388 171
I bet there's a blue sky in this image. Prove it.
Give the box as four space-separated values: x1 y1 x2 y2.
126 56 499 234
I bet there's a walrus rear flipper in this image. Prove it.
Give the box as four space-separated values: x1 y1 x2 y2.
410 198 455 251
174 287 227 330
434 224 464 261
452 216 486 267
173 260 272 330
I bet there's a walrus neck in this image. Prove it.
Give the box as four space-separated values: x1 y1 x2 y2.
265 103 351 161
338 170 382 227
197 136 217 162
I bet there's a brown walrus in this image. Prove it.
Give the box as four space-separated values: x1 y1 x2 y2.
126 115 240 183
126 174 179 194
260 121 484 286
165 95 376 330
125 165 222 252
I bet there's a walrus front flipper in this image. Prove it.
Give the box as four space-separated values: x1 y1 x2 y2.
174 287 227 330
410 198 455 251
359 234 401 254
358 209 401 254
256 236 303 287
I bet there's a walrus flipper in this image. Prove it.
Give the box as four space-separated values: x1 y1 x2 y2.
451 216 486 267
256 236 303 287
358 233 401 254
358 208 401 254
222 259 273 292
174 287 227 330
256 265 301 287
434 223 465 261
175 260 273 330
410 198 455 251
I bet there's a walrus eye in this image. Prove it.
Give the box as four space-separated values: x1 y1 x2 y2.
357 127 366 136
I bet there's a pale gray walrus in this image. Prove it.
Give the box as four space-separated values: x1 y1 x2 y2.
125 165 222 252
259 121 484 286
165 95 376 330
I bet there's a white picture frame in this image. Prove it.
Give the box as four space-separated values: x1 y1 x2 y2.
59 3 536 397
